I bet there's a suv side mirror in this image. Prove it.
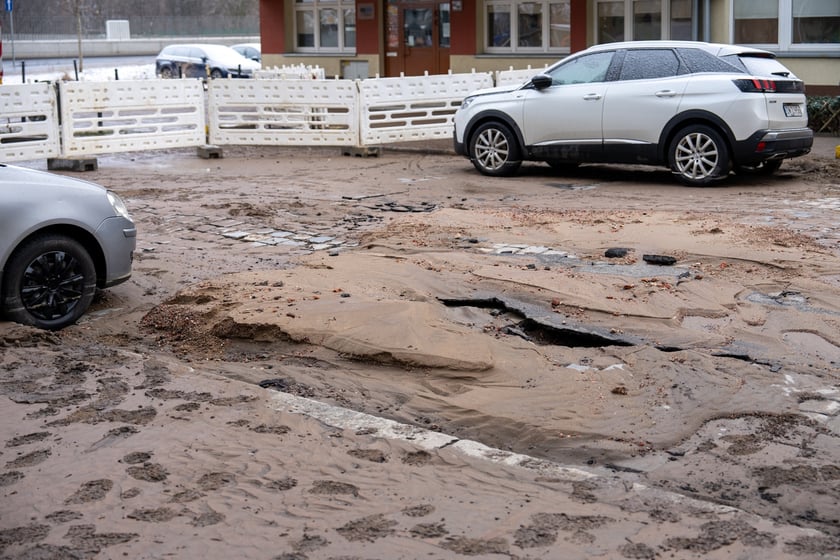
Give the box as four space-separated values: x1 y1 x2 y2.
531 74 553 90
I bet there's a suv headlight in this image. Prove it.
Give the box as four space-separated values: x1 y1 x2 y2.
459 96 477 111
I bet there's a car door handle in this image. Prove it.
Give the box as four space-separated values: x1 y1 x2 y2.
583 93 602 101
655 90 677 97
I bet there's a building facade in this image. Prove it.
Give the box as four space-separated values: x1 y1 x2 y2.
259 0 840 93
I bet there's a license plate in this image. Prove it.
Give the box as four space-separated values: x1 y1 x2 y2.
783 104 803 117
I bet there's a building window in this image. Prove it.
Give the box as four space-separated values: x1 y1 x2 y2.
596 0 695 44
733 0 778 44
486 0 570 52
597 1 625 42
295 0 356 52
670 0 693 40
733 0 839 50
634 0 661 40
792 0 840 44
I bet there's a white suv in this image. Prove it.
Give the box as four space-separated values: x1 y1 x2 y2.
453 41 813 186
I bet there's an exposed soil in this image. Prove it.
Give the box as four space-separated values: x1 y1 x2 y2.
1 141 839 558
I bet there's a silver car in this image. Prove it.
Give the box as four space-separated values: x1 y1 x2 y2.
155 43 261 79
0 164 136 329
454 41 813 186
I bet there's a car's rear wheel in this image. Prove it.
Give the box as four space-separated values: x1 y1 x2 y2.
1 234 97 330
470 122 522 177
734 159 783 176
210 68 224 79
669 125 730 186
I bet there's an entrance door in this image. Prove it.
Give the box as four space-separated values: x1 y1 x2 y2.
385 1 450 77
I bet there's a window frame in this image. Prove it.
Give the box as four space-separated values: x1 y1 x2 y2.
294 0 357 54
593 0 698 44
729 0 840 53
484 0 571 54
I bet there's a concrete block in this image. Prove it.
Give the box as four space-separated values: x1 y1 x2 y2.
198 145 223 159
47 158 98 172
342 146 380 158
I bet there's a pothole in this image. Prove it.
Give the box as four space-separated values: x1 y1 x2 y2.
438 296 635 348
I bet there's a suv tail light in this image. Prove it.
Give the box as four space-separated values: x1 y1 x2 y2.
733 78 776 93
733 78 805 94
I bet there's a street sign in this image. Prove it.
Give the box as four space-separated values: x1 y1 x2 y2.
4 0 12 13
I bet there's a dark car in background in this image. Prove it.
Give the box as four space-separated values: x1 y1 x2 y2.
155 44 261 79
0 164 136 330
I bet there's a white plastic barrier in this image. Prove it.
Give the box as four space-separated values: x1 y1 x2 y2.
207 78 359 146
0 83 61 162
59 80 206 157
495 65 549 87
357 71 492 146
255 65 326 80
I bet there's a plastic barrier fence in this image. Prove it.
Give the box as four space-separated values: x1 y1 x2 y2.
0 83 61 162
495 65 549 87
357 71 493 145
0 68 530 161
59 79 206 157
207 78 359 146
255 65 326 80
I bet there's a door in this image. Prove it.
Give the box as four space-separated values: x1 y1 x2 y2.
385 1 450 77
601 49 687 146
521 51 615 147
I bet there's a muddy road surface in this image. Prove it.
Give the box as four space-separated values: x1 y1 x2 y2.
2 142 839 559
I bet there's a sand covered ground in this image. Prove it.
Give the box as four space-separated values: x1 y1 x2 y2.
2 140 840 559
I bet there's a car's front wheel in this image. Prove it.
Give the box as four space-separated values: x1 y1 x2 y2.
210 68 224 79
470 122 522 177
668 125 730 186
159 66 174 79
1 234 97 330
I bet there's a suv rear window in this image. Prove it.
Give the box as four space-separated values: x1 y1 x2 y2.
619 49 683 80
721 54 797 79
677 48 743 74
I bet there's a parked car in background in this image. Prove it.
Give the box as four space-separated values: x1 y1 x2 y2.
231 43 261 63
0 164 136 330
155 44 261 79
453 41 813 186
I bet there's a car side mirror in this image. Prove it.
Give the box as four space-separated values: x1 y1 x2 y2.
531 74 553 90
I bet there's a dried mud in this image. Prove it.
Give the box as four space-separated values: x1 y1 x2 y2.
1 143 839 558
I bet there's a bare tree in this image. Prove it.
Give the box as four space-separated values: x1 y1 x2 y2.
60 0 100 72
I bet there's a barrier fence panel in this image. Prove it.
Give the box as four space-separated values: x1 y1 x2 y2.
495 65 549 87
358 71 493 146
255 65 326 80
207 79 359 146
59 80 206 157
0 83 61 162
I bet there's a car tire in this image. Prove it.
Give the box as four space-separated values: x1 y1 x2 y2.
210 68 224 79
734 159 783 176
1 234 97 330
668 125 730 186
159 66 174 79
470 122 522 177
